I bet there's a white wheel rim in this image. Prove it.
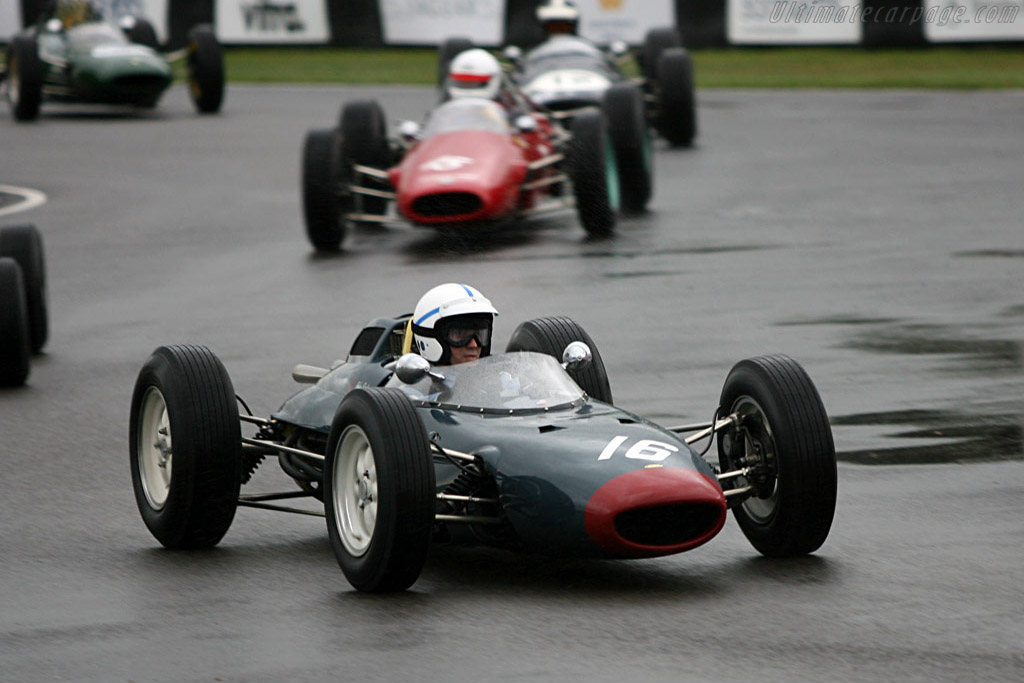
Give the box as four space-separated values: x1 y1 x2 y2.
333 425 378 557
732 396 779 523
138 386 172 510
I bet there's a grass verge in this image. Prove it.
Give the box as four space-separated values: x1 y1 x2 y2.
219 46 1024 89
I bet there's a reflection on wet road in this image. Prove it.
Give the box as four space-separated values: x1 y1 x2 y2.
781 315 1023 463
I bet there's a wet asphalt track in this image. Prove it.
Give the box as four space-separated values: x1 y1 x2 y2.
1 85 1022 682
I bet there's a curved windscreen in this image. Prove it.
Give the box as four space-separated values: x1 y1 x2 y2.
67 23 129 49
421 99 509 138
521 37 616 84
387 352 585 414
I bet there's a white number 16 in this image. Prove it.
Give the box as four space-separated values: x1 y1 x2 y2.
598 436 679 462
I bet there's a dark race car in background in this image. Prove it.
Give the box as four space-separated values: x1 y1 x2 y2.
301 95 620 251
129 315 838 593
1 11 224 121
438 28 696 212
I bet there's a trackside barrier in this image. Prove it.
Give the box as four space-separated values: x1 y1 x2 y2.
5 0 1022 47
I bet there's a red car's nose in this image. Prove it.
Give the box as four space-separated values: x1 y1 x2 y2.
584 468 727 558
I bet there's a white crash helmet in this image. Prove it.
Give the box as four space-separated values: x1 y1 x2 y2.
447 49 503 100
537 0 580 34
412 283 499 364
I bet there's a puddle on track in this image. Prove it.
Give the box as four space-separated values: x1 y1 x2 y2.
790 317 1023 464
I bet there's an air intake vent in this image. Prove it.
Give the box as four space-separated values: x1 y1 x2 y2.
614 503 722 546
412 192 482 217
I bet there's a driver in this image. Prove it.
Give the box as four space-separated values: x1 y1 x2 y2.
445 48 536 119
536 0 581 36
54 0 102 28
408 283 498 366
446 49 506 101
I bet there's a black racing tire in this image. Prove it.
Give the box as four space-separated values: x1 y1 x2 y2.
124 18 160 50
717 355 837 557
655 48 697 147
324 388 435 592
505 316 613 404
186 24 224 114
301 128 346 251
602 83 652 213
0 259 31 387
6 36 44 122
437 37 474 90
640 27 682 82
567 109 618 238
129 345 242 549
0 224 48 354
337 100 391 218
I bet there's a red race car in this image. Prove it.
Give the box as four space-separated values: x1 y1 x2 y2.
300 95 619 251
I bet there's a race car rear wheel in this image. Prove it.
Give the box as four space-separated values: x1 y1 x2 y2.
567 109 619 239
437 37 474 90
187 24 224 114
655 48 697 147
130 345 242 549
0 258 31 387
324 388 435 592
6 36 44 122
0 224 48 353
602 83 652 212
640 27 682 82
123 18 160 50
506 316 613 404
717 355 837 556
338 100 392 219
302 128 347 251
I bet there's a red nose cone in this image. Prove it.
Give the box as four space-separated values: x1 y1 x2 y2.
584 468 727 558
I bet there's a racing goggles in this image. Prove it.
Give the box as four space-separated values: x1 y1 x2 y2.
439 317 492 348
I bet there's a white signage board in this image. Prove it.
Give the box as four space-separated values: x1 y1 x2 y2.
574 0 676 44
1 1 22 42
381 0 506 45
727 0 863 44
215 0 330 44
923 1 1024 41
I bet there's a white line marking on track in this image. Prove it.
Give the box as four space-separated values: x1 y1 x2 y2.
0 184 47 217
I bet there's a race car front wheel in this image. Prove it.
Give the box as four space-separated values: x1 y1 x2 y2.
324 388 435 592
187 24 224 114
130 345 241 549
0 224 47 353
0 258 31 387
717 355 837 556
6 36 43 122
567 109 619 239
506 316 613 405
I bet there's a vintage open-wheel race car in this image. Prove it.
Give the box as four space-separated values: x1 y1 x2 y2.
129 314 838 593
2 5 224 121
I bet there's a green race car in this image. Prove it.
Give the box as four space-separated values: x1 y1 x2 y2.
2 4 224 121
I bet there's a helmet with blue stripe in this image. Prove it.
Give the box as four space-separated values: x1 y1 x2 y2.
412 283 498 364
